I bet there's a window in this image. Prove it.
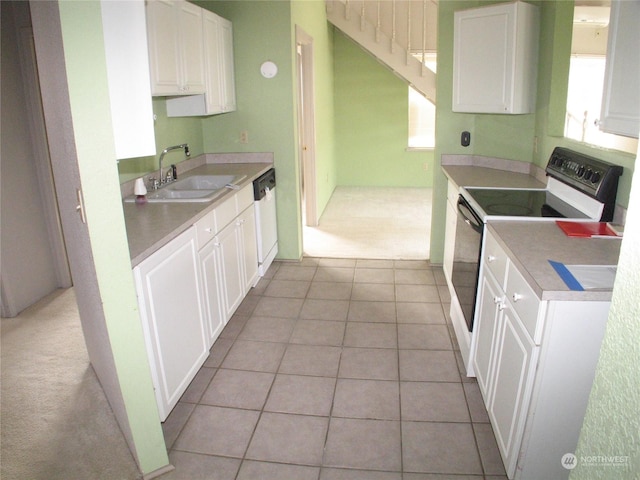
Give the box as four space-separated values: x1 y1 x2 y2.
565 4 637 154
408 86 435 149
408 52 436 149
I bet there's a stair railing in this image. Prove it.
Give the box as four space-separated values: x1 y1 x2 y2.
336 0 432 70
329 0 437 101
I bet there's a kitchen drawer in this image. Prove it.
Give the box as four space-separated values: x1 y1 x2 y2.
237 184 254 212
195 210 216 250
484 231 508 289
505 261 541 343
216 194 237 231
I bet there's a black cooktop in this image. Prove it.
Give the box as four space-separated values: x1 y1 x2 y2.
465 188 590 219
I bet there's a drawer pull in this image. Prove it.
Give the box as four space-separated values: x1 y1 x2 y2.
512 292 524 302
204 227 212 233
487 254 496 263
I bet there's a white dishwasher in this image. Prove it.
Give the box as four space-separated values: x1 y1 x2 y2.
253 168 278 276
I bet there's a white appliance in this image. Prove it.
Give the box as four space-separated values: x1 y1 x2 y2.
450 147 623 353
253 168 277 276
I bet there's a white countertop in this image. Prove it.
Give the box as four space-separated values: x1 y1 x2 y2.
123 162 272 266
441 158 620 301
442 165 547 190
488 221 620 301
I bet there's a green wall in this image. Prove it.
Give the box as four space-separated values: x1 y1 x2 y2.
196 0 338 261
429 0 636 264
571 149 640 479
58 1 168 474
333 31 434 187
530 0 635 208
290 0 338 213
198 0 300 259
118 99 204 183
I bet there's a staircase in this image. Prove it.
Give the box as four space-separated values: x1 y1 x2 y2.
326 0 437 103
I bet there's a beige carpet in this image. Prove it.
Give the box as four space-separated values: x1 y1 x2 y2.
303 186 432 260
0 289 141 480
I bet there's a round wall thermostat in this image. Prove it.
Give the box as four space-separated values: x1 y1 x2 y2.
260 61 278 78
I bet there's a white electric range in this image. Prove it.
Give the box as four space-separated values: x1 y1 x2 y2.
451 147 623 334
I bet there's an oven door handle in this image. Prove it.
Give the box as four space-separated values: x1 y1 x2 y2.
457 197 484 234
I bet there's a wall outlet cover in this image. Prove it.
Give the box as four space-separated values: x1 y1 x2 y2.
461 131 471 147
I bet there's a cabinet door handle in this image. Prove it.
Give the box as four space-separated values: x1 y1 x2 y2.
205 227 212 233
512 292 523 302
487 254 496 263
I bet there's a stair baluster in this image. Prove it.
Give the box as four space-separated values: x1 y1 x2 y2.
421 0 427 76
406 1 412 65
391 0 396 53
326 0 436 102
376 1 381 42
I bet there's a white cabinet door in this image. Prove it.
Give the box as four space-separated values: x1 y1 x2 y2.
201 10 225 114
100 0 155 160
238 205 259 291
166 10 236 117
134 227 208 421
218 16 237 112
146 0 180 95
146 0 205 96
216 221 244 321
488 306 539 478
199 239 225 346
472 269 503 401
599 0 640 138
453 1 539 114
178 0 206 93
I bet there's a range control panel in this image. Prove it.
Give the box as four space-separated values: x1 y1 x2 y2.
546 147 622 201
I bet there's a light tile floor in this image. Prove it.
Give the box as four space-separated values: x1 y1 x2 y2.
162 258 507 480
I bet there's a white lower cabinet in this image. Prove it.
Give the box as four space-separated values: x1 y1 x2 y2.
473 259 539 477
212 187 259 322
471 229 610 480
216 218 244 320
198 238 225 346
135 183 260 421
473 269 503 398
134 227 208 421
238 205 259 292
488 305 538 476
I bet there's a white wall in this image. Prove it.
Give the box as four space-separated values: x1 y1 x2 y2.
0 2 62 317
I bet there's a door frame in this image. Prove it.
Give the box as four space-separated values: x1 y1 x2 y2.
17 17 71 288
295 26 318 227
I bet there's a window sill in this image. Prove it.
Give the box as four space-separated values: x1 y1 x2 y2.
406 147 435 152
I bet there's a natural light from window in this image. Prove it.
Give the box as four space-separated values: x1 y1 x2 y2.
408 52 436 149
565 4 637 154
408 87 435 149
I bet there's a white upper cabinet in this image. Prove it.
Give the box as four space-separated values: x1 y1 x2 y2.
599 0 640 138
100 0 155 160
146 0 206 96
166 9 237 117
453 1 540 114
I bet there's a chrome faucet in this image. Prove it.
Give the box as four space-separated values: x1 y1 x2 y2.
156 144 190 188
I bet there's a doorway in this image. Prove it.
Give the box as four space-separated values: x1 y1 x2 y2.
1 1 71 317
295 27 318 228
